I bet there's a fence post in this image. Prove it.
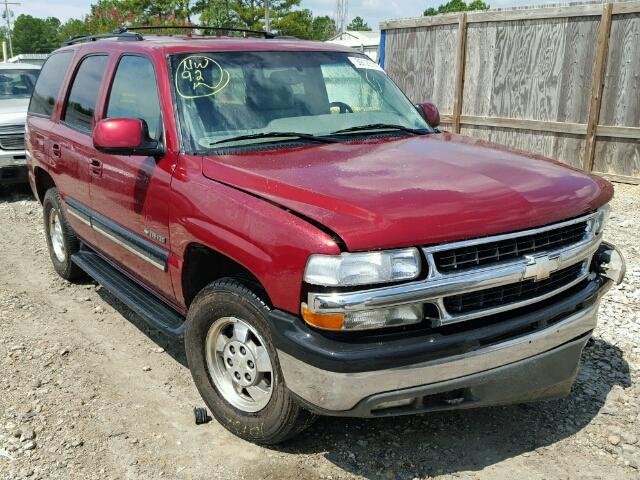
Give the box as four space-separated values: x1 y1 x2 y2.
452 13 468 134
583 2 613 172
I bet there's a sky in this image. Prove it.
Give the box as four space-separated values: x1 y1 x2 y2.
10 0 564 29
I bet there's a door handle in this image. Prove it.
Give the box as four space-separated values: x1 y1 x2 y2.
52 143 61 158
89 158 103 178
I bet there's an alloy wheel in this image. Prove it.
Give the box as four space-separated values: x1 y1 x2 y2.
205 317 274 412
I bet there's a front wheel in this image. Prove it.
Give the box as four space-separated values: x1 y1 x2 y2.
184 279 316 444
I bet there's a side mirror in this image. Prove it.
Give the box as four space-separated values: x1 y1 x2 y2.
418 102 440 128
93 118 163 157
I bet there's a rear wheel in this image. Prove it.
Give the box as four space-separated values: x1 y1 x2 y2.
43 188 84 281
185 278 316 444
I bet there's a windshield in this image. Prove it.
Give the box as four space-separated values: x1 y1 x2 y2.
0 69 39 99
170 51 430 150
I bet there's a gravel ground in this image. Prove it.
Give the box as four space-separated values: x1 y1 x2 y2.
0 182 639 480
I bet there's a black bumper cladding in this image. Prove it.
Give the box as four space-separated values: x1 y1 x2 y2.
0 164 28 185
271 275 612 416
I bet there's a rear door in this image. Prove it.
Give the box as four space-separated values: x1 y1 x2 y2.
26 51 75 197
88 54 175 302
55 54 110 243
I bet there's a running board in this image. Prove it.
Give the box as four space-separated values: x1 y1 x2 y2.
72 250 185 337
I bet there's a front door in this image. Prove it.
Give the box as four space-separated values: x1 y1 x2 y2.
88 54 176 302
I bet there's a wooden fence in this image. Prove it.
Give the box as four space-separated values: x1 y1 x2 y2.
379 1 640 184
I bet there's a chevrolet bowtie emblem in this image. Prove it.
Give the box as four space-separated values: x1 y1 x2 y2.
524 254 560 281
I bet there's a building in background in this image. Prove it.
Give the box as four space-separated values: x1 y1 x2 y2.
327 31 380 62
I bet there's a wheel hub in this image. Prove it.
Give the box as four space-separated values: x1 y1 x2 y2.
205 317 274 412
223 340 259 388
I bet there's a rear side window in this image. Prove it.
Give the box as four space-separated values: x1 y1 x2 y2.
63 55 108 132
28 51 73 117
106 55 162 140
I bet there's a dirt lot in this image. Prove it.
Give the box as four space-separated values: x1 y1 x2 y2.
0 182 639 480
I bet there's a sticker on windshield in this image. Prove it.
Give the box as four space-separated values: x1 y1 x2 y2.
348 56 384 72
175 55 230 99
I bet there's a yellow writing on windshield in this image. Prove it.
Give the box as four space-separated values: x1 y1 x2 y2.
175 55 230 99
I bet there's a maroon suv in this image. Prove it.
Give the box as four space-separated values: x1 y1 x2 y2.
26 28 625 444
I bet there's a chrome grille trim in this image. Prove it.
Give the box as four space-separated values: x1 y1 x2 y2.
433 221 588 272
422 212 598 255
0 133 26 150
308 212 602 325
0 124 24 135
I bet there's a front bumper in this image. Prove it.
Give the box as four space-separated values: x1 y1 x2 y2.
0 150 28 185
277 295 600 415
273 243 623 416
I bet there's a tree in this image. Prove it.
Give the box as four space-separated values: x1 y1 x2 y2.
346 16 371 31
232 0 302 31
424 0 488 16
85 0 139 33
311 15 337 40
275 8 313 38
11 15 60 54
58 18 91 43
85 0 193 34
193 0 234 27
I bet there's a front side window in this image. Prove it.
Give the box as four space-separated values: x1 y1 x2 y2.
106 55 162 140
170 51 430 151
63 55 108 132
0 69 39 99
28 52 73 117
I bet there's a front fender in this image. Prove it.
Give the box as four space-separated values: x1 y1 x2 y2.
169 159 341 314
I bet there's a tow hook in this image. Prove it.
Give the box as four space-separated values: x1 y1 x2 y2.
597 242 626 285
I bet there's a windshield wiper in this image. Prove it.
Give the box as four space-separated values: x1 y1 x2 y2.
208 131 338 146
330 124 428 136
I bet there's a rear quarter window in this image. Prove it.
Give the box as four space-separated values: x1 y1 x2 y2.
28 51 74 117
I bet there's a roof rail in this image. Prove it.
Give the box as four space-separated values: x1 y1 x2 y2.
115 25 276 39
63 32 143 46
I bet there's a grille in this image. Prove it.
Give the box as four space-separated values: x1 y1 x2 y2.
443 262 585 315
0 124 24 135
434 221 588 272
0 134 25 150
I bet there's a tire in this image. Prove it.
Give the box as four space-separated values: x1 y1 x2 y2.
184 278 316 444
43 188 84 281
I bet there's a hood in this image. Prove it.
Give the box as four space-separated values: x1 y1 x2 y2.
201 133 613 251
0 98 29 125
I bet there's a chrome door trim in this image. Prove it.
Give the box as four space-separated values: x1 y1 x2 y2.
65 201 91 226
64 196 168 271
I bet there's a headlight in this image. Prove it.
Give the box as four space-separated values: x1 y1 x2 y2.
594 204 611 235
304 248 421 287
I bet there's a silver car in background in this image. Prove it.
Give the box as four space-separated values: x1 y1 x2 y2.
0 62 40 185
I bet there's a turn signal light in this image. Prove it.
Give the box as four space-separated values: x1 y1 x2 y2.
301 304 345 331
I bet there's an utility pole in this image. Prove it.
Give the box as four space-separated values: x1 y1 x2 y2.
2 0 19 58
335 0 348 34
264 0 270 33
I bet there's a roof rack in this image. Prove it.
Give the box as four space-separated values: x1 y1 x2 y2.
63 32 143 46
115 25 276 39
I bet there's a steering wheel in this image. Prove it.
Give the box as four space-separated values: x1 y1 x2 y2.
329 101 354 114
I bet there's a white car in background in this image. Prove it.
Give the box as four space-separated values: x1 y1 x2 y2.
0 62 40 186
